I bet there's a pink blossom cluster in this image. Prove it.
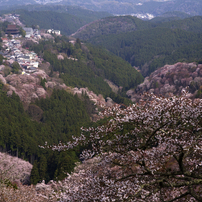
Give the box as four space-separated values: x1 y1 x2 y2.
0 152 32 184
47 92 202 201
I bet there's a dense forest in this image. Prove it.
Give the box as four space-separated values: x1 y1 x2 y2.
73 16 202 76
16 4 112 22
0 7 111 36
26 36 143 98
72 15 202 40
0 81 95 183
88 27 202 76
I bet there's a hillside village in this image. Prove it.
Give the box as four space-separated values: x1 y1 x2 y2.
0 13 61 74
1 37 40 74
0 13 114 111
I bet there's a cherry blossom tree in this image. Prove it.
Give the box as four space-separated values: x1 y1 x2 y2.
49 92 202 202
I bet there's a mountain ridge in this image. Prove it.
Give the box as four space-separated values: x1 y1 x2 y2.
1 0 202 17
72 15 202 76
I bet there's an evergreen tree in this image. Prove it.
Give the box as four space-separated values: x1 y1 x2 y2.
0 54 3 65
38 155 47 181
30 161 40 185
12 62 21 74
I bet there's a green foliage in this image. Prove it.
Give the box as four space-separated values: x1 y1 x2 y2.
72 15 202 76
30 161 40 185
9 8 110 36
88 27 202 76
35 89 90 138
0 54 3 65
21 4 112 21
53 151 77 181
3 66 11 77
11 62 21 74
150 11 191 24
158 16 202 33
1 5 111 31
75 38 81 49
40 78 47 90
88 45 143 91
28 37 143 100
30 150 79 184
19 27 26 37
196 89 202 98
11 10 84 35
73 16 150 41
1 179 18 189
27 104 43 122
108 92 132 106
0 21 9 33
38 155 47 181
0 86 92 182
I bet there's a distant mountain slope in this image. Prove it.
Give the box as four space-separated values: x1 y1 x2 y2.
45 0 202 16
150 11 190 23
20 4 112 21
134 0 202 16
16 10 83 35
89 28 202 76
72 15 151 40
1 5 112 24
27 37 143 95
157 16 202 33
0 6 111 36
73 15 202 76
127 62 202 102
73 15 202 41
1 0 202 16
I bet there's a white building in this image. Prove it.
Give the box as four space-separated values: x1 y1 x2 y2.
47 29 60 35
23 27 33 38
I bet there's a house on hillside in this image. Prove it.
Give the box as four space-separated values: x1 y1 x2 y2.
47 29 60 35
17 55 30 63
1 38 8 43
30 61 39 68
54 30 60 35
26 66 37 73
23 27 33 38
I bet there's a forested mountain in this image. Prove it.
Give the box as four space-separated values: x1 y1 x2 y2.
72 15 202 40
18 10 86 36
150 11 191 23
127 62 202 102
73 16 202 76
1 0 202 16
15 4 112 21
1 0 202 17
157 16 202 32
0 84 89 182
71 16 150 41
0 9 110 36
58 0 202 16
26 36 143 96
0 34 142 183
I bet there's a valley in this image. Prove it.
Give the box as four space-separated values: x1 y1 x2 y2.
0 1 202 201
